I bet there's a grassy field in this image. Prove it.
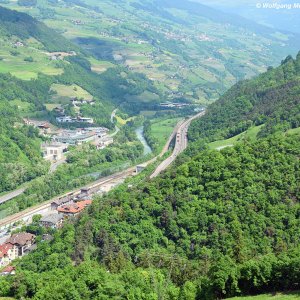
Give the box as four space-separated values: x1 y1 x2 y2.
150 117 182 151
89 57 115 74
287 127 300 135
208 125 264 150
10 99 31 112
228 291 300 300
0 39 64 80
50 84 93 103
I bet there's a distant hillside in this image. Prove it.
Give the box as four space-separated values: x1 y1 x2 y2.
0 74 48 193
189 52 300 142
195 0 300 34
0 6 76 51
1 0 300 103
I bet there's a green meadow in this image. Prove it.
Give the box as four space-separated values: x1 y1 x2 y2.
150 117 183 151
50 84 93 103
208 125 264 150
228 292 300 300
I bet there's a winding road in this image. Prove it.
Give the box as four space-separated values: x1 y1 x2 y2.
109 109 120 137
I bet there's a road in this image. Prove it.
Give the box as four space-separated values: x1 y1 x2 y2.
49 156 67 173
150 111 206 179
0 111 204 230
110 109 120 137
0 168 135 230
0 188 26 205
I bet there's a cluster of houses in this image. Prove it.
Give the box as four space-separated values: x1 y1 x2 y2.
39 199 92 229
0 232 36 274
72 98 95 106
47 51 76 61
13 41 24 48
54 101 95 124
53 127 112 145
72 19 85 25
24 115 113 162
23 119 52 136
42 127 113 161
0 197 93 274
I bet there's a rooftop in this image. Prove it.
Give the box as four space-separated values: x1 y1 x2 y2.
6 233 35 247
57 200 92 215
40 213 64 224
0 243 13 257
1 265 15 274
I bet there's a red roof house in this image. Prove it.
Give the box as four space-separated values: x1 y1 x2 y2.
57 200 92 217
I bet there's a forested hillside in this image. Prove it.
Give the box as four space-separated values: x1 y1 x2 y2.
1 132 299 299
1 53 300 299
0 98 47 192
0 6 76 51
189 53 300 142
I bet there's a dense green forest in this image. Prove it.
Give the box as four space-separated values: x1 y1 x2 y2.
0 99 47 192
1 132 299 299
1 52 300 299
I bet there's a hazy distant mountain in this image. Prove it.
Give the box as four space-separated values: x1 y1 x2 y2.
193 0 300 34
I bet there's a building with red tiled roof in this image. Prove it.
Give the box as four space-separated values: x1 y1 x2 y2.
0 243 18 267
0 265 16 276
57 200 92 217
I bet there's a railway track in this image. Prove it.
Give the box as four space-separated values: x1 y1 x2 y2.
0 112 204 230
0 168 135 229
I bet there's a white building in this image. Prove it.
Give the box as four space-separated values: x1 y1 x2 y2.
54 130 97 145
56 116 94 124
56 116 73 123
96 136 114 149
42 142 68 161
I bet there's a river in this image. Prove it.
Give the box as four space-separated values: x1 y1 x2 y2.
135 126 152 155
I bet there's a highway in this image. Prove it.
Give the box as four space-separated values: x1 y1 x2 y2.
150 110 206 179
0 111 204 230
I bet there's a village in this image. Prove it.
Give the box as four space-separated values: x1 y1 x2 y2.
24 117 114 166
0 194 93 275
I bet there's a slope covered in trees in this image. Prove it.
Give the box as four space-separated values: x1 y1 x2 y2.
0 98 47 193
0 6 77 51
189 53 300 142
1 132 299 299
1 52 300 299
